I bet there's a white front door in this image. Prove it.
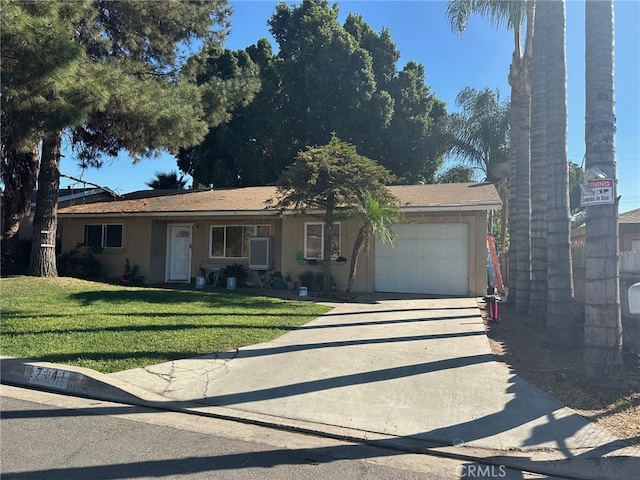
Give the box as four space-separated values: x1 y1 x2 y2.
167 225 192 282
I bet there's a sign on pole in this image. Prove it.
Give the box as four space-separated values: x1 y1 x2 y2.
580 178 615 206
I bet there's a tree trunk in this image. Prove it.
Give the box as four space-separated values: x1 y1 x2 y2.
29 131 62 277
528 0 548 324
345 226 366 294
1 144 39 270
544 0 575 346
508 0 534 314
507 169 517 304
583 0 623 385
498 183 508 255
322 194 335 296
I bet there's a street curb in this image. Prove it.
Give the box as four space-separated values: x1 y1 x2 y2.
2 356 638 480
0 356 168 405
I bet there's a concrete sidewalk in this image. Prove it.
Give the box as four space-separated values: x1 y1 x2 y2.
3 296 639 479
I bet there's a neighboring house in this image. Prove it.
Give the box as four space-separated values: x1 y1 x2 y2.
57 183 501 296
17 187 120 242
571 208 640 252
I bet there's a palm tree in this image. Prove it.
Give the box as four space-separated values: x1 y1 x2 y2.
447 86 510 251
436 164 477 184
528 0 547 322
345 190 402 295
542 0 575 346
583 0 623 384
446 0 532 312
146 171 187 190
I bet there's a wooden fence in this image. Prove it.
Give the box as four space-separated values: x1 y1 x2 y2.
571 245 640 271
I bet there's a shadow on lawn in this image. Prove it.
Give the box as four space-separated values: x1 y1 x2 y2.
4 322 303 336
68 288 310 309
24 350 208 366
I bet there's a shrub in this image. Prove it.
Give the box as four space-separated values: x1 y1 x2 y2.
121 258 144 286
297 270 315 288
58 243 103 279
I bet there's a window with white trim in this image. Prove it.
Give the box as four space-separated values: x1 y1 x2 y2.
83 224 123 248
304 222 340 260
210 225 270 258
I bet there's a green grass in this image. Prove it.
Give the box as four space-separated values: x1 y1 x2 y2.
1 276 330 373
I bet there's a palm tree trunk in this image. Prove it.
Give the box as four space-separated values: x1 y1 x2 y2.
528 0 548 324
29 131 62 277
346 227 366 294
508 0 534 314
543 0 575 346
583 0 623 385
322 194 335 296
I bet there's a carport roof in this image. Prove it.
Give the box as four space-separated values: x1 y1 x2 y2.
58 182 501 217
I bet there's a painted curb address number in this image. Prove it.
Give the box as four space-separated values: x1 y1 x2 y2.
28 366 71 389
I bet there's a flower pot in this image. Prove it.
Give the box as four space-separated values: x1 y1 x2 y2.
287 281 296 290
226 277 237 290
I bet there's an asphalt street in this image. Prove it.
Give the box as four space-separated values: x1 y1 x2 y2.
0 385 556 480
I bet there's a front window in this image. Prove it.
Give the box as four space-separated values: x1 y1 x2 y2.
83 224 123 248
210 225 270 258
304 222 340 260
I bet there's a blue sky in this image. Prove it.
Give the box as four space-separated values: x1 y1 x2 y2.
60 0 640 213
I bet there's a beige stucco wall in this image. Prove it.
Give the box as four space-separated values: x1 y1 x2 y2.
60 209 490 295
279 210 489 296
279 214 357 292
59 216 152 280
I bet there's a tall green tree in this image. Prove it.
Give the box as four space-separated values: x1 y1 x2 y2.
177 41 270 188
345 190 402 295
275 135 396 295
181 0 449 188
542 0 575 346
583 0 623 384
382 61 449 183
446 0 532 313
1 0 104 266
3 0 258 277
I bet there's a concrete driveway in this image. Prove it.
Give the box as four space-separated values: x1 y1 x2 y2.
110 297 632 456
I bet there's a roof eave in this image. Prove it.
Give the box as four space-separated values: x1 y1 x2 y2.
400 203 502 212
59 203 501 217
58 209 281 218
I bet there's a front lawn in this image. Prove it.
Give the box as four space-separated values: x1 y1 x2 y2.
0 277 330 373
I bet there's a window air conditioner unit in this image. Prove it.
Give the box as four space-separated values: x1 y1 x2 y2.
249 237 274 270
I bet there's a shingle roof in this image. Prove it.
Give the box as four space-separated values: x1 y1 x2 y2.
620 208 640 224
571 208 639 238
58 182 501 216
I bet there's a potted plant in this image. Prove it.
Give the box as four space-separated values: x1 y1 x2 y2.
284 273 296 290
221 263 247 290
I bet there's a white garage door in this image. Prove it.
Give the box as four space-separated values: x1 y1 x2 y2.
375 223 469 295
